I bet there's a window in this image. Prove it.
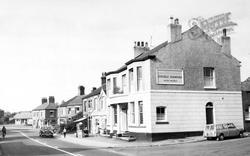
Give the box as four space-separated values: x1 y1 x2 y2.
130 102 135 124
137 66 142 91
107 79 111 95
113 77 118 94
83 101 87 112
75 107 80 114
68 108 71 114
129 68 134 92
121 74 126 93
156 107 166 121
88 100 92 108
50 110 54 117
100 97 103 110
139 101 143 124
204 67 215 88
114 105 117 124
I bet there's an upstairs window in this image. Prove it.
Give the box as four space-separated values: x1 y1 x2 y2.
83 101 87 112
88 100 92 108
129 68 134 92
137 66 142 91
50 110 54 117
121 74 127 93
68 108 71 114
107 79 111 96
113 77 119 94
204 67 216 88
75 107 80 114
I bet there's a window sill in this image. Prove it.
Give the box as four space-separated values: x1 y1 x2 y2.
129 125 146 128
204 86 217 90
156 121 169 124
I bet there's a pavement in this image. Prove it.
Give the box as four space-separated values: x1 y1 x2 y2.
5 124 250 149
56 133 206 148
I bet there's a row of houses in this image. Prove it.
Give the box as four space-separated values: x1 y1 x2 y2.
14 18 250 141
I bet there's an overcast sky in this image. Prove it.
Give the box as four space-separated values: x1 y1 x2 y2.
0 0 249 112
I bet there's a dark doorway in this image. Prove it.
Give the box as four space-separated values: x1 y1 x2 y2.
206 102 214 124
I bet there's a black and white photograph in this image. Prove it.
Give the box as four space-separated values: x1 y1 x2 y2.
0 0 250 155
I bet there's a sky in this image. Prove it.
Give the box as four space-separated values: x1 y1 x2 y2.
0 0 249 113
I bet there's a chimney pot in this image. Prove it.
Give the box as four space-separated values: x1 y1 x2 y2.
92 87 97 92
141 41 144 47
133 41 149 58
169 17 174 24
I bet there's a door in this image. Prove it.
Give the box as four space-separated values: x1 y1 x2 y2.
120 104 128 132
206 102 214 124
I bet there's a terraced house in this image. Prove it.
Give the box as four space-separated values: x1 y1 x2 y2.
105 18 243 141
32 96 57 128
81 73 107 135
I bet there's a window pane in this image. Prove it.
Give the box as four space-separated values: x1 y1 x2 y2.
137 67 142 91
204 67 215 87
130 102 135 124
139 101 143 124
114 105 117 124
156 107 165 121
129 69 134 92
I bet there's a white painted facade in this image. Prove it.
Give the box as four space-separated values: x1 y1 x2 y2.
150 90 243 133
32 110 46 128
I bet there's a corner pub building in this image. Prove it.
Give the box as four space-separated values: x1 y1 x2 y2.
105 18 243 141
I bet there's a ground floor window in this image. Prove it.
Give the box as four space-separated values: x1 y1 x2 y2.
114 105 117 124
139 101 143 124
156 106 166 121
130 102 135 124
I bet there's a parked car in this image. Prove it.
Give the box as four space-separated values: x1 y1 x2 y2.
39 126 54 138
203 123 244 141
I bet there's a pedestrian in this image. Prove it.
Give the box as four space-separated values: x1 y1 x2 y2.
63 127 66 138
2 126 6 139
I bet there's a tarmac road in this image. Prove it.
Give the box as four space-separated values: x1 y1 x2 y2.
0 126 122 156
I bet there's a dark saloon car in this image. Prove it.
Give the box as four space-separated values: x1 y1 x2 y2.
39 126 54 138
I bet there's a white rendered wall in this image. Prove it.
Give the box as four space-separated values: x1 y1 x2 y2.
150 90 243 133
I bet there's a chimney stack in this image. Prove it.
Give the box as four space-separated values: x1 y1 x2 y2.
101 72 106 86
78 86 85 95
134 41 150 58
41 97 47 104
48 96 55 104
221 29 231 56
168 17 182 42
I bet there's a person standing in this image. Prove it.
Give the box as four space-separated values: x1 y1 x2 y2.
63 128 66 138
2 126 6 139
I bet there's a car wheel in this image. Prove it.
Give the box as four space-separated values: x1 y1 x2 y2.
218 134 224 141
239 132 244 138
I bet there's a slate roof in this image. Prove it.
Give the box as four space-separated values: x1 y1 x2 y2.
106 25 240 76
67 95 86 106
14 111 32 119
33 103 57 111
59 94 86 108
242 77 250 91
82 85 105 100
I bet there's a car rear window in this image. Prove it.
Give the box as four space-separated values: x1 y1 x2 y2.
216 124 223 130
